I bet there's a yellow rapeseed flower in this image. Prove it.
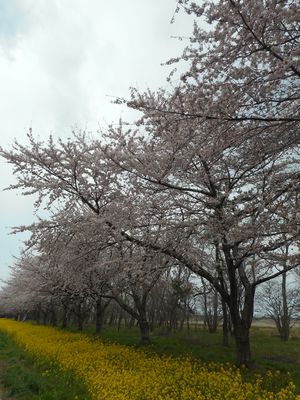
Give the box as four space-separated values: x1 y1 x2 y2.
0 319 298 400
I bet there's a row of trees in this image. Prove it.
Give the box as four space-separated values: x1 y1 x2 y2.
0 251 199 343
0 0 299 366
1 247 299 345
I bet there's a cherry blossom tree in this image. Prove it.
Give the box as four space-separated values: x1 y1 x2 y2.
104 0 300 364
8 204 169 342
1 0 299 366
2 124 299 364
0 255 61 324
107 245 168 344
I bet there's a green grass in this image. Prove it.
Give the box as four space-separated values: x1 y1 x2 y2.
250 326 300 393
0 330 90 400
96 325 236 361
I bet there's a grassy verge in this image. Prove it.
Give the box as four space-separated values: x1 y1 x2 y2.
0 330 90 400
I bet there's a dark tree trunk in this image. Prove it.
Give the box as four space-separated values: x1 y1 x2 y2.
139 319 150 345
229 289 254 367
222 298 229 347
128 316 136 329
136 300 151 345
186 310 190 334
108 312 115 326
148 311 155 331
201 278 219 334
117 315 122 331
95 302 104 334
222 243 255 367
42 310 47 325
50 307 57 326
61 304 69 329
110 288 152 344
234 326 251 366
95 298 110 334
280 268 290 341
180 317 185 330
77 316 83 331
75 302 84 331
34 304 42 324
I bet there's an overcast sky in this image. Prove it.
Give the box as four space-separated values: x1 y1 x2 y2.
0 0 193 280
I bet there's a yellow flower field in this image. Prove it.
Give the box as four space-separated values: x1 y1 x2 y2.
0 319 298 400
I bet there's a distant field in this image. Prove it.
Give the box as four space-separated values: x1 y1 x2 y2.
252 318 300 330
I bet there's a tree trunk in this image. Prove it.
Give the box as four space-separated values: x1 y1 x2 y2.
50 307 57 326
234 326 251 366
42 310 47 325
95 298 109 334
128 316 136 329
139 319 150 345
280 269 290 341
223 243 255 366
117 315 122 331
61 304 69 329
76 303 84 331
108 312 115 326
61 313 67 329
222 298 229 347
229 296 254 367
209 289 219 333
186 311 190 334
77 316 83 331
35 304 42 324
136 304 150 344
180 317 185 330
